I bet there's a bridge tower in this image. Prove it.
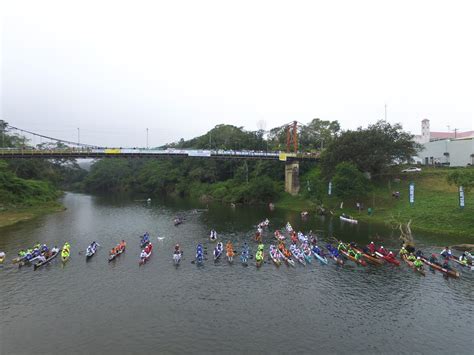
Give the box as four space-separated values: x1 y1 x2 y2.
284 121 300 195
285 160 300 195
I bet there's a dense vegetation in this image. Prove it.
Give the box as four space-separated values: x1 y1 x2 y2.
0 120 85 209
81 119 423 204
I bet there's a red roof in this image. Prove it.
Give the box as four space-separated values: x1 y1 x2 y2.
430 131 474 139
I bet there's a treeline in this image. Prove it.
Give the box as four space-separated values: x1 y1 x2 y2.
0 120 86 208
82 158 287 203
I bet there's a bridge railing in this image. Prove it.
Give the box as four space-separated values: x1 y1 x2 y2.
0 147 320 160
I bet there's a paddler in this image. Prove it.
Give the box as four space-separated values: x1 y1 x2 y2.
291 234 298 245
407 253 416 262
429 253 440 265
337 242 347 252
348 247 361 260
385 251 396 262
140 250 147 259
377 245 388 256
440 246 452 259
413 257 424 270
442 258 452 270
459 253 469 266
415 250 424 258
399 246 408 257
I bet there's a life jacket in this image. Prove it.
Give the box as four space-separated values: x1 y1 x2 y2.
368 244 376 253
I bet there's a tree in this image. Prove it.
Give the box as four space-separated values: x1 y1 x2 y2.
447 169 474 192
299 118 340 150
332 162 371 199
321 120 420 178
267 118 340 151
301 167 327 201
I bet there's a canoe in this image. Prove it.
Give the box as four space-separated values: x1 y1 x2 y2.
312 248 329 265
450 256 473 271
195 245 204 265
85 244 98 260
302 250 312 264
401 255 425 276
214 243 224 261
274 230 285 241
340 215 358 224
61 248 70 263
351 246 384 265
325 245 344 265
34 250 60 270
290 248 306 266
278 249 295 267
240 250 249 265
269 247 281 267
421 257 460 278
108 246 125 262
18 253 43 268
139 248 152 266
173 251 182 265
375 251 400 266
339 249 367 266
255 251 264 268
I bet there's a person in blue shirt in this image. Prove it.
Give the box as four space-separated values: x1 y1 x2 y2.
440 246 452 259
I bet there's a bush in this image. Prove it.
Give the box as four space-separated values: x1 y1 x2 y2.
332 162 371 199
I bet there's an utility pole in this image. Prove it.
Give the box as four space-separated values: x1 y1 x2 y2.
146 128 149 149
454 128 458 139
77 128 80 145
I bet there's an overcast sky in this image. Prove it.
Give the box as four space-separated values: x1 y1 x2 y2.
1 0 473 147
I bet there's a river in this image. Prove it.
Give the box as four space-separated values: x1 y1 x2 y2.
1 192 473 354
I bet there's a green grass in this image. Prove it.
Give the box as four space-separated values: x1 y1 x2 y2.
277 167 474 241
0 202 65 229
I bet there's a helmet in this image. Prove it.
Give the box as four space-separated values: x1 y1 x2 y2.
389 252 393 255
417 257 421 259
370 242 374 244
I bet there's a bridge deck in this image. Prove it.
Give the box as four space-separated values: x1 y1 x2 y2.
0 148 320 161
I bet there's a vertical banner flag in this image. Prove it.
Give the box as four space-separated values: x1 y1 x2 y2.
328 181 332 196
459 186 465 209
409 182 415 206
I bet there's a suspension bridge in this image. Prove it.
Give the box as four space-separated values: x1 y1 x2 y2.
0 121 320 194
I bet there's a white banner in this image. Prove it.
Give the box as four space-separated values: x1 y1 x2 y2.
187 150 211 157
409 182 415 205
459 186 465 208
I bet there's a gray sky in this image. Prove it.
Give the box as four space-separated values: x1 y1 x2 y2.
1 0 473 147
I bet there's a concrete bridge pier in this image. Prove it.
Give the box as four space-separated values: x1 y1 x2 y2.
285 161 300 195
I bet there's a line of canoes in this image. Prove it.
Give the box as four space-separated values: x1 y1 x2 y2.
3 224 472 278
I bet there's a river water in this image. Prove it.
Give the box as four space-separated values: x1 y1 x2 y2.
1 193 473 354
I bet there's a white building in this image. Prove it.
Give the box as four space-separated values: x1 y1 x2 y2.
413 119 474 167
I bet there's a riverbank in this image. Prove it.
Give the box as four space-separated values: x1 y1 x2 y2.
276 168 474 241
0 202 65 229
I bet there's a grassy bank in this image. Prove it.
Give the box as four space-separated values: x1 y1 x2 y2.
276 168 474 240
0 202 65 229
